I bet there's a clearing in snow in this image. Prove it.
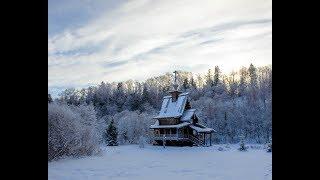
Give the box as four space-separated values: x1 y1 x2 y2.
48 144 272 180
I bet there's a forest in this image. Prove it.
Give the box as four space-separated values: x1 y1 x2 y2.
48 63 272 160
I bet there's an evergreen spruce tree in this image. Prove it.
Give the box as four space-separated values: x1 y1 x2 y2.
182 78 189 90
238 67 248 97
238 135 247 151
48 94 53 103
213 66 221 86
248 63 258 105
141 84 149 104
267 137 272 152
190 76 197 89
115 82 126 112
248 63 258 89
205 69 214 87
105 119 118 146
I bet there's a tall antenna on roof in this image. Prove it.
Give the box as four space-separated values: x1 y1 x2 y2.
173 70 178 90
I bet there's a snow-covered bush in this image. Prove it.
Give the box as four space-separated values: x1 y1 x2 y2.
139 136 146 148
113 110 155 145
238 135 248 151
250 145 262 150
218 147 224 151
238 140 248 151
239 142 247 151
48 103 100 161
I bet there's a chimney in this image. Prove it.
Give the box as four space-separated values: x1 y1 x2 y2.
170 91 179 102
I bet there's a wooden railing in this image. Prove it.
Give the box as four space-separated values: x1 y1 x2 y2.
152 133 205 146
153 134 188 139
154 134 177 138
187 134 204 146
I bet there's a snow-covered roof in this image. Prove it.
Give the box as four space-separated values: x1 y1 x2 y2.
189 124 216 133
153 92 189 119
150 121 191 129
178 92 189 96
180 109 196 122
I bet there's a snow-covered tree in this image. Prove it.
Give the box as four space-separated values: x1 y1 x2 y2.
238 135 248 151
105 119 118 146
139 136 146 148
266 137 272 152
213 66 221 86
205 69 214 87
48 94 53 103
48 103 100 161
238 67 248 97
182 78 189 90
197 74 204 88
54 63 272 145
190 76 197 89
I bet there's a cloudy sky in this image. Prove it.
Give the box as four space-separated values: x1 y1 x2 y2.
48 0 272 96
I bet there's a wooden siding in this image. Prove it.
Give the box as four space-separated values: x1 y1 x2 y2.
158 118 179 125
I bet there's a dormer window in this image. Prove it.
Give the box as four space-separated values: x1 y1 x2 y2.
185 100 191 110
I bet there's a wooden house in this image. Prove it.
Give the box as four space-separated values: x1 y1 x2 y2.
150 71 216 146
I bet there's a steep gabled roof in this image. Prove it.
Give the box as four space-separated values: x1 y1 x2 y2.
153 92 189 119
180 108 196 122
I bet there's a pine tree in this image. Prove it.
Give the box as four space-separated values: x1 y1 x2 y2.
182 78 189 90
267 137 272 152
248 63 258 89
197 74 204 88
238 135 248 151
114 82 126 112
105 119 118 146
213 66 221 86
248 63 258 105
141 84 149 104
190 76 197 89
238 67 248 97
205 69 214 87
48 94 53 103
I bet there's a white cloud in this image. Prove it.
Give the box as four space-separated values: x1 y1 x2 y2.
48 0 272 93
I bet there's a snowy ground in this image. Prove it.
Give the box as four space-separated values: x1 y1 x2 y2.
48 144 272 180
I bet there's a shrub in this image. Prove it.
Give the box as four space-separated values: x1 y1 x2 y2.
48 103 100 161
238 137 248 151
139 136 146 148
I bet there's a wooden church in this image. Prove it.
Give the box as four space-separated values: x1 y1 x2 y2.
150 71 216 146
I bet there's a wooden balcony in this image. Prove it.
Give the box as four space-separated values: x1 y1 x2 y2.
152 133 211 147
152 133 189 140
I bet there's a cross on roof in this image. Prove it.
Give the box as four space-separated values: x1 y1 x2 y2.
173 70 178 83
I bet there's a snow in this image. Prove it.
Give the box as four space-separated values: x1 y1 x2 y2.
189 124 215 133
154 93 188 119
180 109 196 122
179 92 189 96
150 121 190 129
48 144 272 180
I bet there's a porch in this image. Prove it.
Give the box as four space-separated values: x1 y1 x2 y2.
150 125 215 146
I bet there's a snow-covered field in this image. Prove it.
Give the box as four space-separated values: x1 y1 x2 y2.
48 144 272 180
